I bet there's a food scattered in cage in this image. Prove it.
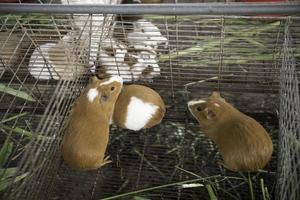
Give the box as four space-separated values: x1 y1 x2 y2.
0 1 299 200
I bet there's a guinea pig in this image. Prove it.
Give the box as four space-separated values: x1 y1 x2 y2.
62 76 123 171
127 19 168 51
113 84 165 131
125 50 161 81
188 92 273 172
0 32 23 76
60 0 118 36
28 33 87 80
97 40 160 82
96 38 137 82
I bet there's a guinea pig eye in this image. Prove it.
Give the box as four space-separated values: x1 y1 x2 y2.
110 86 115 91
196 106 203 112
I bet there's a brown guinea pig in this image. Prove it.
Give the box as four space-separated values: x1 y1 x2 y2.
188 92 273 172
113 84 165 131
62 76 123 171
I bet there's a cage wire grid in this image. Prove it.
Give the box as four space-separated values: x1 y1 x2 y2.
277 17 300 200
0 3 299 200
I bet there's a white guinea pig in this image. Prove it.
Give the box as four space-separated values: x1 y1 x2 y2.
60 0 119 36
113 84 165 131
127 19 168 51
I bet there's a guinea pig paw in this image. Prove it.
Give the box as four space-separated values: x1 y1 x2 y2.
100 155 112 167
217 160 226 168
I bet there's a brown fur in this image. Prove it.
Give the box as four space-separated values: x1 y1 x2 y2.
62 76 123 171
48 41 86 80
188 92 273 172
0 32 22 69
113 84 165 130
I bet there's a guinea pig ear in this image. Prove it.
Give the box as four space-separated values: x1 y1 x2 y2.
89 76 99 83
204 107 216 120
211 92 220 98
211 92 226 102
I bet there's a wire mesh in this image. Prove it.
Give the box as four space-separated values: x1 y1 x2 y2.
276 17 300 200
0 3 299 200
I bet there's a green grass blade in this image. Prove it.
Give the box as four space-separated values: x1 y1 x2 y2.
0 124 33 138
0 84 36 102
248 173 255 200
261 179 266 200
0 167 17 180
13 172 29 183
0 137 13 167
0 178 11 192
102 176 219 200
0 124 53 141
206 184 218 200
133 196 151 200
0 172 29 192
159 45 204 62
1 112 29 123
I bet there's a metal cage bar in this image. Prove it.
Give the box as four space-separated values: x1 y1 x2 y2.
0 3 299 200
0 3 299 15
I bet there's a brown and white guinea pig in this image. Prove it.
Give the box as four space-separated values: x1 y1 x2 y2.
62 76 123 171
187 92 273 172
28 32 87 80
113 84 165 131
0 32 23 75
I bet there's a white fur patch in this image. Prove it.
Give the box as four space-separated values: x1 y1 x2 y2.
100 76 123 86
28 43 57 80
188 100 206 107
127 19 168 50
214 103 220 107
124 96 159 131
87 88 98 102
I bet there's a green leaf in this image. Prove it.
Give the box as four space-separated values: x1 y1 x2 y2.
0 137 13 167
0 84 36 102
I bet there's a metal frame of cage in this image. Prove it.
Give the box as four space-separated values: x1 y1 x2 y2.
0 3 299 200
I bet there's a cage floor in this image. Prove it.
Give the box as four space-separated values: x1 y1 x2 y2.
37 113 279 200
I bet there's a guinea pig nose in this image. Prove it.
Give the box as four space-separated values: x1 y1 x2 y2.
101 95 109 102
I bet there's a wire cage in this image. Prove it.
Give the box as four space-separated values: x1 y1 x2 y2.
0 2 299 200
